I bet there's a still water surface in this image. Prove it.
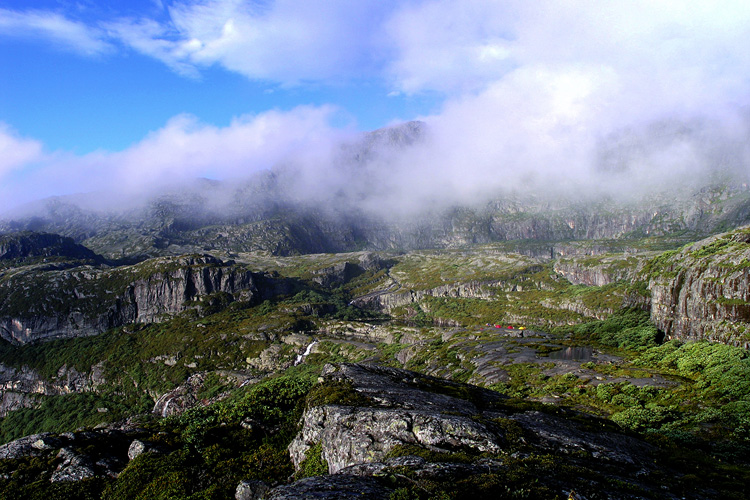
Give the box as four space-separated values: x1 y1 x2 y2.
547 346 594 361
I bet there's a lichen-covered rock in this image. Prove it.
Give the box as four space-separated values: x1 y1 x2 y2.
0 433 52 459
247 344 293 372
290 363 658 478
32 436 62 450
289 364 509 473
265 475 392 500
50 448 96 482
507 411 653 466
127 439 155 461
317 363 502 414
235 479 271 500
340 454 505 480
290 405 503 473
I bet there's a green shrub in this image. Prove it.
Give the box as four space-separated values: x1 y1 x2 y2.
612 405 678 432
0 393 146 445
296 442 328 478
573 308 661 350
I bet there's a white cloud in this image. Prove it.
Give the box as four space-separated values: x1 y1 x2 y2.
362 0 750 208
106 105 346 190
0 124 44 178
0 8 110 55
107 0 393 84
384 0 518 93
104 17 201 77
0 106 349 213
3 1 750 215
384 1 750 98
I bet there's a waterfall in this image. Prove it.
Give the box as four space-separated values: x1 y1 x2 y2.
294 340 318 366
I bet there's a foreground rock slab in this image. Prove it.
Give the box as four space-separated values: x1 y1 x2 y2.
283 363 677 499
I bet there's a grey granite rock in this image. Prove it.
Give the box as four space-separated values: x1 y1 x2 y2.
127 439 163 461
0 433 54 459
265 475 391 500
50 447 95 482
235 479 271 500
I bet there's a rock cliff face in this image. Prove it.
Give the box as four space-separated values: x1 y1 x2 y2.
0 254 288 344
352 279 500 313
0 362 105 416
553 254 648 287
126 255 260 323
646 228 750 346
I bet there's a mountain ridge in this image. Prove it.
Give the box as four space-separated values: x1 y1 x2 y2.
3 122 750 260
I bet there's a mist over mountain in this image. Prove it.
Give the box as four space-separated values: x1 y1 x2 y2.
2 119 750 260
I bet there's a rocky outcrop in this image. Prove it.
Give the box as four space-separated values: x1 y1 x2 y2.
353 279 510 313
0 428 134 479
152 371 255 418
289 364 502 473
127 439 166 461
0 362 105 416
289 363 655 476
0 254 290 344
235 479 271 500
0 433 54 459
277 363 691 499
292 404 502 474
553 254 647 287
312 262 363 288
152 373 208 418
51 447 96 482
266 475 392 500
646 228 750 346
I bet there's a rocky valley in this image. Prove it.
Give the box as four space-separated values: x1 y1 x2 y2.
5 0 750 497
0 214 748 498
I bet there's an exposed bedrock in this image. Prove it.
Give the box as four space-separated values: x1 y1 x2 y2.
289 363 655 475
0 254 291 344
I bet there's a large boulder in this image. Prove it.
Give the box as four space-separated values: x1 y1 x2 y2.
289 363 654 476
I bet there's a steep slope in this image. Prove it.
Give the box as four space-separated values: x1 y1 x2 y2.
645 226 750 346
0 253 291 344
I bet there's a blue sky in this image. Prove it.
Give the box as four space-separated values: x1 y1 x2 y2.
1 1 750 213
0 0 439 153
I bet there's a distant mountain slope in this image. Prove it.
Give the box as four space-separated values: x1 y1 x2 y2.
3 121 750 259
0 231 101 263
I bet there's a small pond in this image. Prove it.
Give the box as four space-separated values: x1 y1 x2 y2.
547 346 595 361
